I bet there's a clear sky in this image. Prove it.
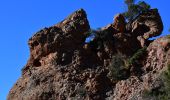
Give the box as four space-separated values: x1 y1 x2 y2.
0 0 169 99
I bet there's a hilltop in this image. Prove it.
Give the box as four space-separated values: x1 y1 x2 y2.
8 9 170 100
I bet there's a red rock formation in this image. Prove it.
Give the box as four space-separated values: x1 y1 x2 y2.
112 14 126 33
8 8 169 100
131 9 163 47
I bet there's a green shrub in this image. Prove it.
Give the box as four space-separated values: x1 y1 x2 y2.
86 28 114 51
122 0 151 22
128 46 147 65
85 29 95 37
108 53 130 82
76 86 86 97
167 35 170 39
143 64 170 100
161 64 170 99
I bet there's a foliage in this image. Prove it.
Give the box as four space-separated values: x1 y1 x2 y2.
167 35 170 39
85 28 114 51
94 29 114 50
85 29 96 37
108 53 130 82
128 46 147 65
161 64 170 99
76 86 87 97
122 0 151 22
143 64 170 100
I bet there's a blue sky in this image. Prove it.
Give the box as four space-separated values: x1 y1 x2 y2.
0 0 169 99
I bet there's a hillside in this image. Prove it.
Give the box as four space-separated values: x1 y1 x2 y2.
8 9 170 100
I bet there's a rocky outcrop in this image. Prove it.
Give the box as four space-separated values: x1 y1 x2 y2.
113 36 170 100
8 8 169 100
113 14 126 33
130 9 163 47
23 9 90 73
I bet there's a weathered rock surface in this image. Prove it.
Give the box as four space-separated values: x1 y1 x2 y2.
113 14 126 33
130 9 163 47
8 8 169 100
113 36 170 100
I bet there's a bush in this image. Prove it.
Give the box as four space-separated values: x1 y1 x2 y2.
128 46 147 65
85 28 114 51
167 35 170 39
122 0 151 22
161 64 170 99
85 29 95 37
143 64 170 100
108 53 130 82
76 86 86 97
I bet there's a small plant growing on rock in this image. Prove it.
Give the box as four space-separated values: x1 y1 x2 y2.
85 29 96 37
166 29 170 39
143 64 170 100
107 53 130 83
161 64 170 99
77 86 86 97
85 28 114 51
128 46 147 65
127 46 147 76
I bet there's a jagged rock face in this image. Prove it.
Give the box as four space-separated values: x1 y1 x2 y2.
24 9 90 71
130 9 163 47
112 14 126 33
132 9 163 39
113 36 170 100
8 8 169 100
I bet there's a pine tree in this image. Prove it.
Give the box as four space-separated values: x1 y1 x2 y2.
122 0 151 22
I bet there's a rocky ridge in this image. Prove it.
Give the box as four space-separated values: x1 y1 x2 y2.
8 8 170 100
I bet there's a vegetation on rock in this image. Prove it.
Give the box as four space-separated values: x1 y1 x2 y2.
107 53 130 83
122 0 151 22
128 46 147 65
85 28 114 51
8 1 168 99
143 64 170 100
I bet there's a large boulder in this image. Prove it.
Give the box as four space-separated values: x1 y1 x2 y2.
131 9 163 47
23 9 90 73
